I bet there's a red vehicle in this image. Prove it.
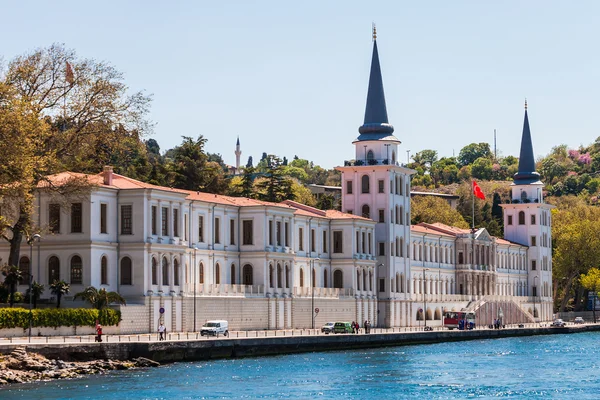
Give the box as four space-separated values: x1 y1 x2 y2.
443 311 476 330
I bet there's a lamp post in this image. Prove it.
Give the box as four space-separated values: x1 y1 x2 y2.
406 150 410 165
311 257 320 329
533 275 539 323
27 234 41 343
423 268 429 329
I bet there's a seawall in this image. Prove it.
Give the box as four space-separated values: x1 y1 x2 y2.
1 325 598 363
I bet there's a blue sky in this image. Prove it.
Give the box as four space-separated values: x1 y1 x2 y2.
2 1 599 169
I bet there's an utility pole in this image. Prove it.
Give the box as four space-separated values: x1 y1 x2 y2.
494 129 497 160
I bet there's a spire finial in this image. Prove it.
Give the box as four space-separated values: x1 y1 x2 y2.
372 23 377 41
524 98 528 110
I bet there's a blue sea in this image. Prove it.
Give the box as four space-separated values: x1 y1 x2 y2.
2 332 599 399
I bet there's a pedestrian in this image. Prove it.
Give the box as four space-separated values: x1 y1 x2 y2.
158 322 166 341
354 321 359 334
95 324 103 342
364 320 368 334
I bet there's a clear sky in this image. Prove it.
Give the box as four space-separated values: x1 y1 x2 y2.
2 1 599 169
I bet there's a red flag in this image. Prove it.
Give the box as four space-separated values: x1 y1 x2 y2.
472 181 485 200
66 61 74 85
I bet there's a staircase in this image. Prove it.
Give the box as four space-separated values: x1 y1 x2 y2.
467 299 535 326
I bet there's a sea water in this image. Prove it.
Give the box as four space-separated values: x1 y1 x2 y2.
2 332 599 399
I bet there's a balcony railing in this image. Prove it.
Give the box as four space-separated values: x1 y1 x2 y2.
293 287 356 298
184 284 265 297
344 159 406 167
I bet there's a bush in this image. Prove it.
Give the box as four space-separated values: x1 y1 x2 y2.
0 308 121 329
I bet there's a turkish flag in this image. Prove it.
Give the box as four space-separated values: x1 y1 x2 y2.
473 181 485 200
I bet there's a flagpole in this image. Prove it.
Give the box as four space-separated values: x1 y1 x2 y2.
472 181 475 230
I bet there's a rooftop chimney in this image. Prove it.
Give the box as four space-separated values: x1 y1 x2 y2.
103 166 114 186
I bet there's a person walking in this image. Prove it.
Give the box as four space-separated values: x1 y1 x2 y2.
95 324 103 342
364 320 369 334
158 322 166 341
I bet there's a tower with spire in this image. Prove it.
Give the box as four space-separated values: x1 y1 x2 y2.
501 101 554 322
336 26 415 328
235 136 242 174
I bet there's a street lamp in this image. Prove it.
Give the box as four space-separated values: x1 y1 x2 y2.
27 233 41 342
311 257 320 329
533 275 539 323
423 268 429 329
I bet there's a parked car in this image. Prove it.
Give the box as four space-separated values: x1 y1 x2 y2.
333 322 353 334
551 319 566 327
200 320 229 337
321 322 335 334
574 317 585 324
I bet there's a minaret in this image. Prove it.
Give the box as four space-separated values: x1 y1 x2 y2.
336 26 415 328
501 101 554 322
235 136 242 174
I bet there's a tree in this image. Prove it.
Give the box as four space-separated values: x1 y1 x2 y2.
0 44 151 268
431 157 459 185
25 281 45 309
74 286 126 309
458 143 492 166
255 156 294 203
412 149 438 169
580 268 600 295
1 265 23 307
471 157 493 180
246 156 253 168
411 196 469 228
50 280 70 309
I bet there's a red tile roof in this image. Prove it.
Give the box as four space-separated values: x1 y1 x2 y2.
410 224 455 237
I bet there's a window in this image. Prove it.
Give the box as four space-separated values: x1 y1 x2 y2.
333 231 343 253
361 175 370 193
215 217 220 244
101 256 108 285
518 211 525 225
322 230 327 253
152 206 157 235
151 257 157 285
243 220 253 245
277 264 282 288
323 269 328 288
508 215 513 225
162 257 169 285
269 265 274 288
531 236 536 247
285 266 290 288
71 203 82 233
378 179 384 193
268 220 273 245
121 257 132 285
379 242 385 256
532 286 537 297
48 256 60 284
100 204 107 234
230 219 236 245
276 221 281 246
173 209 179 237
299 228 304 251
173 259 179 286
398 177 403 195
70 255 82 284
121 205 132 235
215 263 221 284
367 150 374 160
378 209 385 223
346 181 353 194
458 252 464 264
184 214 188 241
333 270 343 288
379 278 385 292
347 210 353 215
198 215 204 242
531 214 536 225
310 229 315 252
49 204 61 233
162 207 168 236
284 222 289 246
199 263 204 284
368 232 372 254
532 260 537 270
18 257 30 285
362 232 366 253
231 264 236 285
243 264 253 285
300 268 304 287
362 204 370 219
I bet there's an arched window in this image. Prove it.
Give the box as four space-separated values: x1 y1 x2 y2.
199 262 205 284
173 258 179 286
151 257 157 285
18 256 30 285
162 257 169 285
277 263 282 288
369 271 373 291
101 256 108 285
521 191 527 202
300 268 304 287
231 264 236 285
312 268 316 288
323 269 328 288
285 265 290 288
215 263 221 284
367 150 374 160
357 270 361 290
48 256 60 284
363 270 367 291
70 255 83 284
242 264 252 285
361 175 370 193
518 211 525 225
333 270 343 288
362 204 370 219
120 257 132 285
269 264 274 288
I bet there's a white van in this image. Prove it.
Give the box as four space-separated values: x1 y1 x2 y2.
200 320 229 337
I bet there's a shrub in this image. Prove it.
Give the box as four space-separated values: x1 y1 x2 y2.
0 307 121 329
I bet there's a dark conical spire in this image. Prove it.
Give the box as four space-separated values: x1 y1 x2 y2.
513 100 541 185
236 136 240 146
357 26 395 139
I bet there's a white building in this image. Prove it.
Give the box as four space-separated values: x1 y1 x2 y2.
0 32 552 332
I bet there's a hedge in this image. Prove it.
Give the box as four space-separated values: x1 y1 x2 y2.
0 308 121 329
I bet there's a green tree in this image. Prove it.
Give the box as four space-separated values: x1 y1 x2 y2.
50 280 70 309
74 286 126 309
458 143 492 166
411 196 469 228
471 157 493 180
1 265 23 307
255 156 294 203
412 149 438 169
25 281 45 309
430 157 459 185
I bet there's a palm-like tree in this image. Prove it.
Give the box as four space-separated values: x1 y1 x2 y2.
50 280 70 308
26 281 45 309
73 286 126 309
2 265 23 307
